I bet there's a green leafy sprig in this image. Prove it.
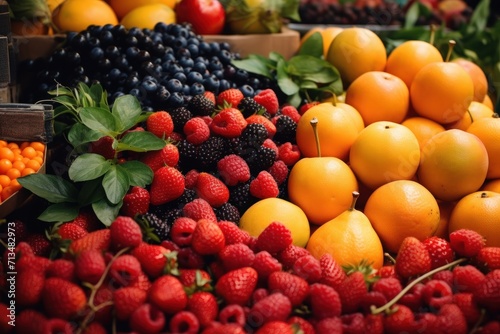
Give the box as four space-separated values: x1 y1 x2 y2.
231 32 343 107
18 83 166 226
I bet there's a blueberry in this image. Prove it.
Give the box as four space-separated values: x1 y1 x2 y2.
129 88 142 98
151 43 166 57
218 49 233 64
187 71 203 85
187 44 199 58
172 36 188 49
192 61 207 74
114 55 129 70
89 47 104 60
182 84 191 95
105 45 120 60
153 86 171 103
88 37 101 48
219 79 232 92
212 70 224 79
125 46 140 60
97 58 112 70
162 53 176 63
239 84 255 97
166 78 183 92
167 92 185 108
125 35 139 46
203 76 220 94
234 69 250 84
198 42 211 55
190 82 205 96
141 79 158 94
137 50 151 62
168 63 184 75
173 72 187 84
125 75 140 88
108 68 121 81
99 30 114 46
179 57 194 68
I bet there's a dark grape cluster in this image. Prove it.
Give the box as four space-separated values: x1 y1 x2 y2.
18 23 273 111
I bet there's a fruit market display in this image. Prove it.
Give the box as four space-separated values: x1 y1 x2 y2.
2 0 500 333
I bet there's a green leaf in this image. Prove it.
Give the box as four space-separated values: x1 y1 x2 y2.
281 0 300 21
301 66 340 84
112 95 144 132
404 2 431 29
120 161 154 188
79 106 118 135
78 177 106 206
38 203 80 223
467 0 490 34
298 32 323 57
117 131 167 152
277 59 300 95
67 123 103 148
102 165 130 205
288 93 303 108
92 198 121 226
287 55 333 75
299 80 319 89
232 57 273 78
68 154 113 182
48 86 73 97
18 174 79 204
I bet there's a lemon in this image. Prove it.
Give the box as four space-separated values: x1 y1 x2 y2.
120 4 176 30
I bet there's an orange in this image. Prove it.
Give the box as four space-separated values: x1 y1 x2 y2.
21 168 36 177
120 4 176 30
335 102 365 133
25 160 41 172
1 186 17 201
30 141 46 153
451 58 488 102
6 168 21 181
448 191 500 246
0 175 10 188
0 159 12 174
401 116 445 150
108 0 177 20
326 27 387 86
0 140 6 147
52 0 118 33
483 94 494 110
410 62 474 124
349 121 420 190
385 40 444 89
306 192 384 270
417 129 489 201
21 146 37 160
446 101 494 131
288 156 358 225
301 27 344 58
239 198 310 247
364 180 441 254
295 102 361 160
0 147 14 161
345 71 409 125
482 178 500 192
434 200 456 239
467 115 500 179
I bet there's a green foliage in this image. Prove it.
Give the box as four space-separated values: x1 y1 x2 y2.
18 83 164 226
232 32 343 107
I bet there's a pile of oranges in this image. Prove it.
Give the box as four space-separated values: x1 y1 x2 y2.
0 140 45 203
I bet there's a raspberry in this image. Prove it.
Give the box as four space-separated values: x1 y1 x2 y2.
250 171 279 199
452 265 486 292
252 251 283 280
217 88 244 108
210 108 247 138
278 142 301 166
219 243 256 271
422 236 455 269
170 217 198 247
183 117 211 145
268 160 289 185
449 229 485 257
280 105 301 123
292 254 322 283
253 89 279 115
130 303 166 334
422 279 453 309
182 198 217 222
217 154 251 186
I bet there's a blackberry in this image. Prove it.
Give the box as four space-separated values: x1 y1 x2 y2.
136 212 170 243
215 202 241 224
238 96 265 118
197 136 227 171
177 139 198 172
273 115 297 145
243 146 277 174
171 188 197 209
239 123 268 150
188 93 216 116
169 106 192 132
229 181 257 213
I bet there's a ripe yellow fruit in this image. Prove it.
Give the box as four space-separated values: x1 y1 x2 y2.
120 4 176 30
107 0 177 20
52 0 118 33
301 27 344 58
239 198 310 247
467 115 500 179
401 116 445 150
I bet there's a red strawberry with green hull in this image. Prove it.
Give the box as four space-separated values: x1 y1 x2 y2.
121 186 150 218
215 267 258 305
149 166 185 205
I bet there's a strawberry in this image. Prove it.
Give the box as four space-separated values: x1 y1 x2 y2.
109 254 142 287
130 271 152 292
88 135 116 160
255 321 294 334
308 283 342 319
280 105 301 123
423 236 455 269
248 293 292 326
109 216 143 250
217 154 251 186
292 254 322 283
218 220 252 245
377 265 398 279
69 209 100 232
452 265 485 292
121 186 150 218
93 286 114 323
147 110 174 139
318 253 348 289
436 303 468 334
169 311 200 333
252 250 283 280
249 170 279 199
149 166 185 205
449 228 485 257
204 91 216 104
187 291 219 327
129 303 166 334
217 88 244 108
184 168 200 189
395 236 432 278
191 219 226 255
178 269 212 291
371 277 403 302
194 172 230 207
184 117 211 145
113 286 148 320
57 222 88 241
74 249 106 284
215 267 258 305
253 89 279 115
210 108 247 138
68 229 110 256
268 271 310 306
277 142 301 166
337 271 368 314
16 254 51 274
149 275 188 314
422 279 453 309
246 114 277 138
42 277 87 320
16 269 45 307
219 243 255 271
299 101 320 115
433 269 454 287
16 309 49 334
383 304 417 334
182 198 218 222
141 142 180 172
287 316 316 334
46 259 76 281
475 246 500 270
25 233 51 257
476 321 500 334
170 217 198 246
131 242 170 278
255 221 293 254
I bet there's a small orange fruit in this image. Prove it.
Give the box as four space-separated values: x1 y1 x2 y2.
417 129 489 201
349 121 420 190
345 71 409 125
301 27 344 58
446 101 494 131
410 62 474 124
306 191 384 270
364 180 441 254
481 178 500 192
239 198 310 247
0 147 14 161
0 159 12 174
335 102 365 133
120 4 176 30
326 27 387 86
451 58 488 102
401 116 445 149
467 115 500 179
296 102 361 160
448 191 500 247
108 0 176 20
52 0 118 32
385 40 444 89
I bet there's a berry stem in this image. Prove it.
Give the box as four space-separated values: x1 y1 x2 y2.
370 257 467 315
310 118 321 157
349 191 360 211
